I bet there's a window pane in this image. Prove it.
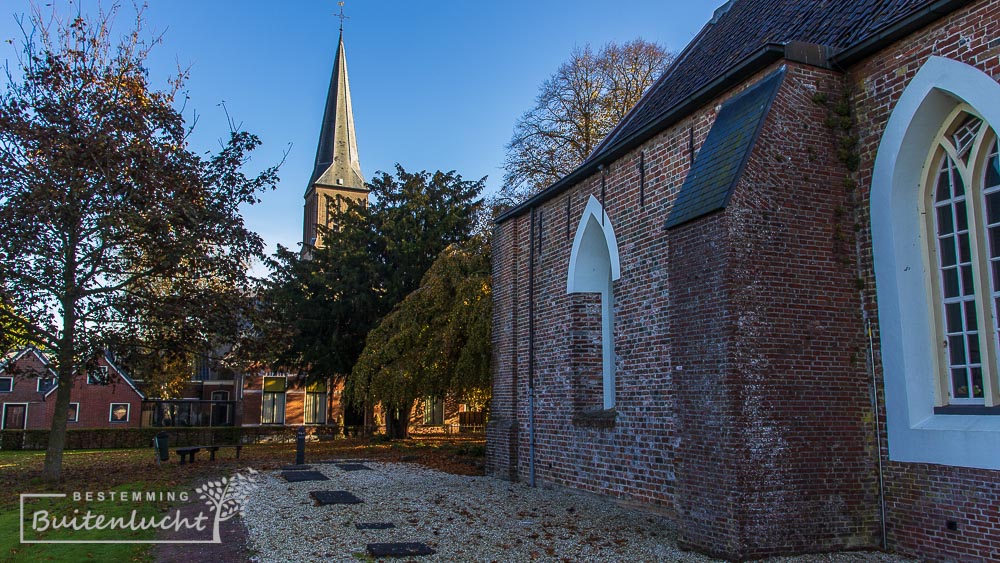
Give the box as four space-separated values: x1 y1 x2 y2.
962 265 975 296
965 301 978 331
959 233 971 263
937 206 954 235
968 335 981 364
987 192 1000 224
937 169 951 202
949 335 967 365
956 200 969 231
987 151 1000 188
943 268 960 298
940 238 957 267
990 227 1000 258
0 378 11 393
952 369 971 399
953 167 966 196
972 367 985 398
946 303 963 332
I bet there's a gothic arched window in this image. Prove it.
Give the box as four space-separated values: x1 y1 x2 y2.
872 56 1000 470
926 107 1000 406
567 196 621 410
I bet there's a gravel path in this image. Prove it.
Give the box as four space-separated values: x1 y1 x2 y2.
242 462 910 562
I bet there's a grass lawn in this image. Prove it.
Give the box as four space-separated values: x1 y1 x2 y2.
0 434 485 562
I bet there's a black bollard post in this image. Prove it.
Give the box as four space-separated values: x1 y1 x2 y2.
296 426 306 465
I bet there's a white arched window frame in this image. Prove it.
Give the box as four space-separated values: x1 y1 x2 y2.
872 56 1000 469
567 195 621 410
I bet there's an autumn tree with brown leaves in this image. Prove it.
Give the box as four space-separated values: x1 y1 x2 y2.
502 39 673 201
0 5 278 480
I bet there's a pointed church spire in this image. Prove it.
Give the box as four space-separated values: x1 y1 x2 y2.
303 17 367 250
309 29 364 191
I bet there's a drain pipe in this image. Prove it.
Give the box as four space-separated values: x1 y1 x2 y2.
528 207 537 488
866 316 888 550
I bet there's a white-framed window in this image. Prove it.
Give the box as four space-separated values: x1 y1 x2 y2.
0 377 12 393
871 56 1000 469
1 403 27 429
37 377 55 393
261 376 286 424
87 365 108 385
925 107 1000 406
109 403 130 423
567 195 621 410
67 402 79 423
304 391 326 424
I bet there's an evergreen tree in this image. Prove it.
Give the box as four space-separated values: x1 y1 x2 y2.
258 165 484 397
347 236 492 439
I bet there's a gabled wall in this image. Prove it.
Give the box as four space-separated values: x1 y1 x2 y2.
489 59 878 559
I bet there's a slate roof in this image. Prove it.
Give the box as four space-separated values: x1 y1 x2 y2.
594 0 966 159
664 68 785 229
497 0 974 222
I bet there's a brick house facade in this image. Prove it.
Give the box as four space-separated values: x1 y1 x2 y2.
1 348 144 430
488 0 1000 560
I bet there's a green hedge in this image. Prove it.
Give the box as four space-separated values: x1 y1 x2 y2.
0 426 363 451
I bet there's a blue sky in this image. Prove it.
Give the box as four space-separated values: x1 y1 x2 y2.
0 0 721 265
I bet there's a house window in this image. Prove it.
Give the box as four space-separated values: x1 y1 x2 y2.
1 403 27 429
261 376 286 424
37 377 55 393
567 195 622 410
0 377 12 393
87 366 108 385
423 397 444 426
304 380 326 425
67 403 79 423
109 403 130 423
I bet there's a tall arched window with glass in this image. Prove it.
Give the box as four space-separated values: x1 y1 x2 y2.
928 107 1000 407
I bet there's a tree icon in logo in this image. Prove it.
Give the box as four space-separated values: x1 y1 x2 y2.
194 468 260 542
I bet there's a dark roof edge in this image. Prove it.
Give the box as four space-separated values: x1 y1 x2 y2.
496 43 786 224
831 0 977 68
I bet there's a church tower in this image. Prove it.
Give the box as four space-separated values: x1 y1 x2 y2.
302 27 366 251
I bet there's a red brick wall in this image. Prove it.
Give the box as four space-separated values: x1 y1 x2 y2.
490 3 1000 560
488 59 904 560
489 56 881 558
2 353 143 429
50 358 143 429
0 350 52 429
848 1 1000 560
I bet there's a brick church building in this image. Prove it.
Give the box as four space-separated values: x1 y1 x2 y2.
487 0 1000 560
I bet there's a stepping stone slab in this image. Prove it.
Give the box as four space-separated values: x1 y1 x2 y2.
367 542 436 557
310 490 362 505
282 471 329 482
355 522 395 530
336 463 372 471
282 464 313 471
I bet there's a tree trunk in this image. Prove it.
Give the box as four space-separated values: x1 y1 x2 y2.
42 258 78 482
385 402 413 440
42 339 75 481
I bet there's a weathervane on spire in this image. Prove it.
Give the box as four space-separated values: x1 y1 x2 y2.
336 1 349 32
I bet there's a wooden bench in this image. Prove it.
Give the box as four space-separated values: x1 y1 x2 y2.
175 444 242 465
